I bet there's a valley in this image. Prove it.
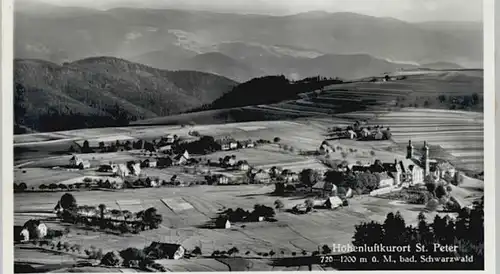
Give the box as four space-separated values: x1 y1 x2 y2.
12 2 485 272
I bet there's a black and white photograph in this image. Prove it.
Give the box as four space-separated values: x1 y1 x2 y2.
10 0 488 272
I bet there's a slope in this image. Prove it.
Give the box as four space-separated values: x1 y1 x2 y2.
136 70 483 126
14 57 237 132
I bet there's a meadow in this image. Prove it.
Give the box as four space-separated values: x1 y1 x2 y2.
13 69 484 271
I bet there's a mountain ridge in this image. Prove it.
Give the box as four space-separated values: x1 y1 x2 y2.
14 56 238 133
15 5 482 69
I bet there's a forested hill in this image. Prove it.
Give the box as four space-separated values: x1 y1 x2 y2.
195 75 344 111
14 57 237 133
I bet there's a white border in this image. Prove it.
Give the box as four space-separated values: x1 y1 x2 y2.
483 0 496 272
1 0 495 273
2 0 14 273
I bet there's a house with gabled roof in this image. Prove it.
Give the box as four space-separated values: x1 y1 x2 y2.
222 155 237 167
174 150 190 165
69 155 90 169
312 180 338 197
360 128 371 139
142 158 158 168
377 172 395 188
252 170 271 184
164 134 176 144
115 163 130 178
239 140 255 148
127 161 142 176
347 130 357 140
237 160 250 171
216 174 230 185
324 196 343 209
431 161 456 179
98 164 118 173
146 177 161 187
319 141 333 154
145 242 185 260
217 137 238 151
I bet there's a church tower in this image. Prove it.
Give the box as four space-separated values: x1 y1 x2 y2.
422 141 430 177
406 140 413 159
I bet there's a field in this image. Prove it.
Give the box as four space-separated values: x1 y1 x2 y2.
13 69 484 271
15 177 482 271
14 118 414 190
369 108 483 172
124 70 484 171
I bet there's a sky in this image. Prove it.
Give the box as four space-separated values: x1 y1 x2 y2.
22 0 483 22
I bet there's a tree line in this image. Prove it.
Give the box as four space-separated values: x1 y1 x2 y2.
56 193 163 235
350 197 483 269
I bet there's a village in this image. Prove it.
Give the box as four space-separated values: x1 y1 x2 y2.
13 116 481 273
15 124 462 203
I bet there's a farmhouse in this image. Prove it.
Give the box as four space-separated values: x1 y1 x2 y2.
430 161 456 179
98 164 118 173
239 140 255 148
217 138 238 151
101 251 124 267
252 170 271 184
164 134 176 144
269 166 282 178
20 229 29 242
237 160 250 171
372 130 384 140
382 160 402 185
158 145 172 152
77 206 99 217
346 188 353 198
350 159 405 187
360 128 371 138
222 155 237 167
347 130 357 140
355 126 390 141
115 164 130 177
377 173 395 188
69 155 83 166
312 180 338 197
135 177 161 187
109 178 125 189
69 155 90 169
20 220 47 241
54 202 63 214
174 150 190 165
291 204 308 214
147 177 161 187
145 242 185 260
127 161 142 176
37 223 48 238
280 170 299 183
318 141 333 154
324 196 343 209
142 158 158 168
216 174 230 185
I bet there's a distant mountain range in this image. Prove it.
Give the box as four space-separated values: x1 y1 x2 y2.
15 3 482 82
14 57 237 132
420 62 464 70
